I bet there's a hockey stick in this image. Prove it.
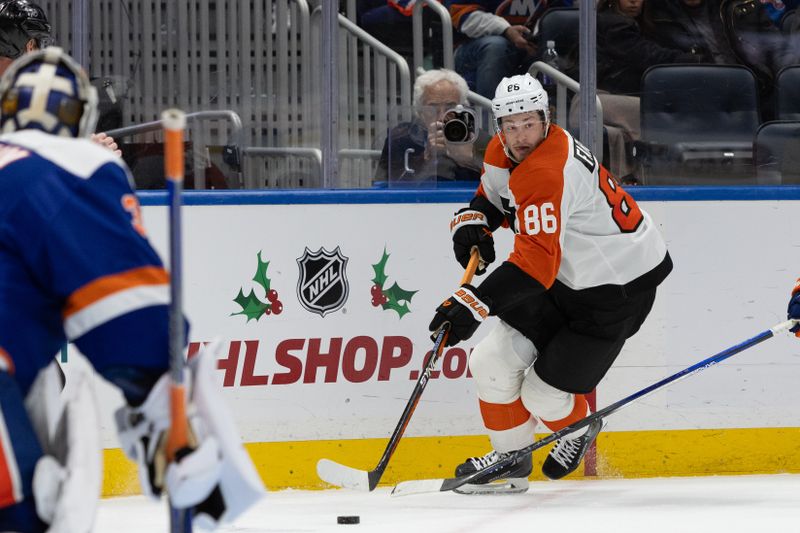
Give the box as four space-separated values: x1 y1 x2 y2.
391 318 799 496
317 251 481 491
162 109 193 533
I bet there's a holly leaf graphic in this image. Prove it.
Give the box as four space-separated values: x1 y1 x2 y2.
371 247 390 288
381 282 418 319
231 288 268 322
252 251 271 295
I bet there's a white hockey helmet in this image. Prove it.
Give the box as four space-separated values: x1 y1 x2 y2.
492 73 549 125
0 46 98 138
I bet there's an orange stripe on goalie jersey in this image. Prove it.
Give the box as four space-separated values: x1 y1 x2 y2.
541 394 588 432
506 126 569 288
0 347 13 375
479 397 532 431
63 266 170 318
0 444 18 507
793 278 800 295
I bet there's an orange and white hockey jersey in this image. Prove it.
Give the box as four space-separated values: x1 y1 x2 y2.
477 124 669 292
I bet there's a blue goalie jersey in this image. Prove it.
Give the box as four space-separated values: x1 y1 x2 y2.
0 130 172 395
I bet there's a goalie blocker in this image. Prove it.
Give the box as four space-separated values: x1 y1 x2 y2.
116 340 265 529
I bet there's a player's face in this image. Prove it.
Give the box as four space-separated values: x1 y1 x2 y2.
500 111 546 161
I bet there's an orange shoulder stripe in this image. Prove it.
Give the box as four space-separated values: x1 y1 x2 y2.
64 266 170 318
507 126 570 288
450 4 481 29
483 134 511 169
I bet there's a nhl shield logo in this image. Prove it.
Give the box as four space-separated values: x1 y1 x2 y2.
296 247 349 316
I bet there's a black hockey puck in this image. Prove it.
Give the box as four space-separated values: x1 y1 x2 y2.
337 515 360 524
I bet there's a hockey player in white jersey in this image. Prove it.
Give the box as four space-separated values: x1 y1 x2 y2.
429 73 672 493
0 48 263 532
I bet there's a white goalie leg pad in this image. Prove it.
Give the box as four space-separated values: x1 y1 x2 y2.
521 368 576 422
188 339 265 526
25 357 102 533
469 321 538 404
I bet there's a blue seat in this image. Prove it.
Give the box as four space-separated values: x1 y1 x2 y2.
776 66 800 121
536 8 579 58
780 9 797 34
637 64 760 184
753 120 800 184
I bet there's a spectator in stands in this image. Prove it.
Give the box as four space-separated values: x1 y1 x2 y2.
596 0 709 95
357 0 443 67
762 0 799 27
0 0 121 155
564 0 707 182
645 0 799 117
376 69 490 183
448 1 538 98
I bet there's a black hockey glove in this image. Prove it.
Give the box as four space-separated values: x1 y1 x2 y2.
429 284 491 346
450 208 495 275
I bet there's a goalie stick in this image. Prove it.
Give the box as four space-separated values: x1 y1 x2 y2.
163 109 193 533
317 251 481 491
391 318 798 497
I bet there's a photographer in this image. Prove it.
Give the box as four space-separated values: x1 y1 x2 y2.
376 69 490 184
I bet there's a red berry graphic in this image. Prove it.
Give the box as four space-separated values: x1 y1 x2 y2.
272 300 283 315
264 307 271 316
370 284 382 297
371 298 380 307
267 289 279 302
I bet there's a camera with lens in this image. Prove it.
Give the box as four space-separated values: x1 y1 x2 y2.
442 105 477 144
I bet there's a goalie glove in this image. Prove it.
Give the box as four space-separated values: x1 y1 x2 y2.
115 340 264 528
450 208 495 275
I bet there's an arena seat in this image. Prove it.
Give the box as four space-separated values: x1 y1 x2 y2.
636 64 760 185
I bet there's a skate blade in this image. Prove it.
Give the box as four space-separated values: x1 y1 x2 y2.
453 477 529 495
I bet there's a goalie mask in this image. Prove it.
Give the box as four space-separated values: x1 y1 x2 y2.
0 46 98 138
0 0 52 59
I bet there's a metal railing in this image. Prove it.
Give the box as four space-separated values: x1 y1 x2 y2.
308 9 412 188
43 0 416 189
412 0 454 73
105 110 245 189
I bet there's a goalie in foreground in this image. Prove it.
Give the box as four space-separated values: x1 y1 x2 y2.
0 47 263 532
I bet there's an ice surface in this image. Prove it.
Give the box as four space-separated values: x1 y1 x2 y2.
95 474 800 532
